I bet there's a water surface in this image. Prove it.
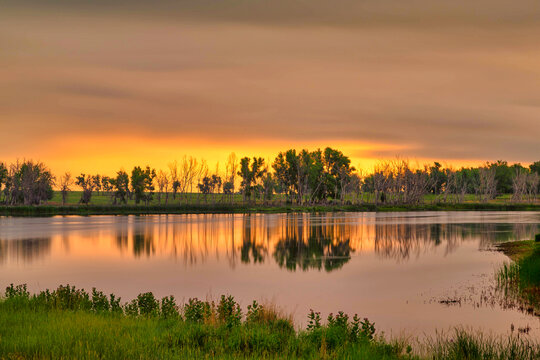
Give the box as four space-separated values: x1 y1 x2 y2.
1 211 539 338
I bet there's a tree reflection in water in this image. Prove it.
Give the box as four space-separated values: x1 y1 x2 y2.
271 213 354 272
273 236 353 272
0 238 51 264
0 214 538 268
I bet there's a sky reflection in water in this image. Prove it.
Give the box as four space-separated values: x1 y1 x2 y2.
0 211 539 338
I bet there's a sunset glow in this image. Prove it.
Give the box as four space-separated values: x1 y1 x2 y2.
2 1 539 177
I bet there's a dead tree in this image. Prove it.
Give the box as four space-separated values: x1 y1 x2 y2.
59 172 74 205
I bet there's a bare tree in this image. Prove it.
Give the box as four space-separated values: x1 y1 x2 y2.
225 153 238 204
526 172 539 203
196 159 209 204
478 166 497 202
168 160 180 201
180 156 198 204
512 168 528 202
156 170 170 205
59 172 74 205
76 174 95 205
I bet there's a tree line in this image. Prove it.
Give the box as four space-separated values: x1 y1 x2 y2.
0 149 539 206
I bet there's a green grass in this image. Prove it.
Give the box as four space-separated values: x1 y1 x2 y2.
496 237 540 312
48 191 539 207
0 285 409 360
1 196 539 216
426 328 540 360
1 284 538 359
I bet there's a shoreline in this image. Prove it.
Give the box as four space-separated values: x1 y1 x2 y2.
0 202 539 216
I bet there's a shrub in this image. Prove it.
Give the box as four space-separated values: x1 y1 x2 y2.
137 292 159 316
184 298 211 323
246 300 263 324
160 295 179 318
5 284 29 299
217 295 242 327
52 285 92 311
91 288 110 312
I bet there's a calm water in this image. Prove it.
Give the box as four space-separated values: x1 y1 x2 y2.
1 211 539 338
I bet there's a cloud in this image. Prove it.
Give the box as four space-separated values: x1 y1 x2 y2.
0 1 539 170
6 0 540 28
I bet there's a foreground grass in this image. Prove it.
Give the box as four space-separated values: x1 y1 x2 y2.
497 236 540 313
1 285 539 360
0 285 407 360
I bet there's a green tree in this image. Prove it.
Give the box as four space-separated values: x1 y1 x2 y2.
76 174 94 205
111 170 129 205
488 160 518 194
130 166 156 205
238 157 265 202
0 162 7 202
5 161 55 205
530 161 540 175
530 161 540 192
198 175 222 203
322 147 354 203
429 162 447 195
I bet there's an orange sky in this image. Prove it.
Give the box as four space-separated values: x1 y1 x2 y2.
1 1 539 177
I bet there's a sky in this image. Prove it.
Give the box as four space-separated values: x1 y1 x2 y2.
1 0 540 176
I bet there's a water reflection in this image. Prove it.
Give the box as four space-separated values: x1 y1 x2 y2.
0 213 538 270
0 237 51 264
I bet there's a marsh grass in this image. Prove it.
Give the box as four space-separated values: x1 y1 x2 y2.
496 239 540 313
425 328 540 360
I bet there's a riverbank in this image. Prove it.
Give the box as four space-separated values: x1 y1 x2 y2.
0 284 538 360
496 236 540 313
1 202 539 216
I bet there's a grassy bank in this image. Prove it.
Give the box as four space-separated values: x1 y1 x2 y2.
1 202 539 217
0 284 407 359
1 284 539 359
496 236 540 313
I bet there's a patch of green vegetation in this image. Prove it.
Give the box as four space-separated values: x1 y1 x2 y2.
496 241 536 262
1 284 539 359
496 237 540 312
1 201 539 217
0 284 408 360
427 328 540 360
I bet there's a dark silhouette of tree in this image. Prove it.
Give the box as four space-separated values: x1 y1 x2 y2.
238 157 265 202
111 170 130 205
4 161 55 205
0 162 7 203
198 174 222 203
429 162 447 195
130 166 156 205
75 174 95 205
59 172 73 205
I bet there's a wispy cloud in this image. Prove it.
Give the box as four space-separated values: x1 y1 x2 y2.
1 1 539 175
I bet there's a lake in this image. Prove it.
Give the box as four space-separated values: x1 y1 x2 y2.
1 211 539 338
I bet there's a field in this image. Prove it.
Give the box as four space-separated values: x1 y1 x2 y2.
48 191 538 207
0 191 537 216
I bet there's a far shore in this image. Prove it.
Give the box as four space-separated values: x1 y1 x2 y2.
1 202 539 217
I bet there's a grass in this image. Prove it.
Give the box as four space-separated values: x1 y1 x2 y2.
1 284 538 359
0 197 539 216
496 236 540 313
425 328 540 360
0 284 408 360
